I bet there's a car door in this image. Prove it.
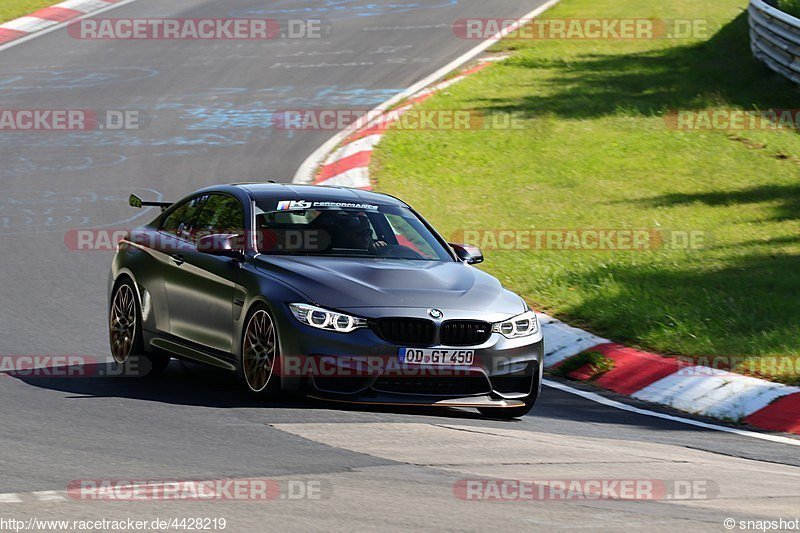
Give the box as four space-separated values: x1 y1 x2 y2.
147 194 208 335
164 193 245 354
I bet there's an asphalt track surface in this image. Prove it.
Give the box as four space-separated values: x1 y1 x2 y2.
0 1 798 531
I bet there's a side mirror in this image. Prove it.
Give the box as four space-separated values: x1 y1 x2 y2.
449 243 484 264
197 234 245 260
129 193 171 211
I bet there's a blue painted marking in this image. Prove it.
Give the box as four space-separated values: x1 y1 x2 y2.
0 154 127 178
0 187 164 235
231 0 458 21
0 67 159 92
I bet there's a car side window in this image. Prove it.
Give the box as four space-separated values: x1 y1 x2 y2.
192 194 244 241
160 195 207 242
384 213 438 259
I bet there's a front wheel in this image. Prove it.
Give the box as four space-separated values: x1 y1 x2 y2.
109 278 169 377
239 304 281 397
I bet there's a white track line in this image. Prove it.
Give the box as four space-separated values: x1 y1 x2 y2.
543 379 800 447
0 0 141 53
293 0 563 184
31 490 66 502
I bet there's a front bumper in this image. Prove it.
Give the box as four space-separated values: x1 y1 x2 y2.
308 392 529 409
273 304 544 406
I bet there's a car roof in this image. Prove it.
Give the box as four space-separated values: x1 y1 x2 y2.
229 183 410 208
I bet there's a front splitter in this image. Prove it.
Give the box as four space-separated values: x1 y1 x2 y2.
308 392 525 409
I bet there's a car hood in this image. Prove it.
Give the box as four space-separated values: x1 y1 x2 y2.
254 256 525 314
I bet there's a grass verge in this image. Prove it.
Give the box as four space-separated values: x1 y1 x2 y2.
551 351 615 381
0 1 60 24
372 0 800 383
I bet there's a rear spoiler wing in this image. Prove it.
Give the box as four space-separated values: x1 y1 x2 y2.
129 194 172 212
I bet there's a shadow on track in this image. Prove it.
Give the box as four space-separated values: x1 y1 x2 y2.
5 359 489 420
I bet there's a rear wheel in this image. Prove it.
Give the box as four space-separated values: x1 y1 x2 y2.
240 304 280 397
109 278 169 376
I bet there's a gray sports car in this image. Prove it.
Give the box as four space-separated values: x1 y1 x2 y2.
109 183 543 418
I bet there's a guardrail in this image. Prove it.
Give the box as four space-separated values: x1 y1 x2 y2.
749 0 800 83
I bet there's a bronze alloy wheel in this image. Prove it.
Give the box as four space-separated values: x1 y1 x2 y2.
242 308 277 392
109 283 137 363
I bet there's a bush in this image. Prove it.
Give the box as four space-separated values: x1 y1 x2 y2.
777 0 800 18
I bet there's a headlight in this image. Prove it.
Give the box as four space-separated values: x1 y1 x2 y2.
289 303 367 333
492 310 539 338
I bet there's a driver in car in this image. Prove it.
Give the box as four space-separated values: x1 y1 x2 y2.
323 211 387 253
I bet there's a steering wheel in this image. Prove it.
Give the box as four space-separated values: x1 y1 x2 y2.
371 242 423 259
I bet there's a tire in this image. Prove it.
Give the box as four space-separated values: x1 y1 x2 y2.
143 349 171 376
109 277 169 377
239 303 281 398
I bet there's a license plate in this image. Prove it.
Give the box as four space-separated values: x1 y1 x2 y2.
399 348 474 365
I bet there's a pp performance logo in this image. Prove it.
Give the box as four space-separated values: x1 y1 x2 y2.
276 200 380 211
277 200 313 211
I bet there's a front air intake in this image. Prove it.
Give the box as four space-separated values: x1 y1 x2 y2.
440 320 492 346
372 318 435 346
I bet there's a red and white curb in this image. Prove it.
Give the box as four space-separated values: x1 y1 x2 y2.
0 0 120 46
292 45 800 439
539 315 800 434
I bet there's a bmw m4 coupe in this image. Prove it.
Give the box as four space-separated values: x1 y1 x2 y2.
109 183 544 418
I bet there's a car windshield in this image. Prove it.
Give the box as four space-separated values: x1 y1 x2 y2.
253 201 452 261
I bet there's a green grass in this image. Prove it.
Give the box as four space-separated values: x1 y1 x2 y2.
0 0 58 23
552 351 615 381
373 0 800 383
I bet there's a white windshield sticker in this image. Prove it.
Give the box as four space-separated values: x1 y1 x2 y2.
276 200 379 211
